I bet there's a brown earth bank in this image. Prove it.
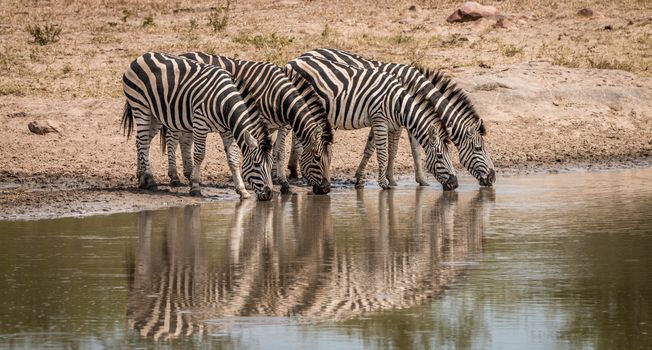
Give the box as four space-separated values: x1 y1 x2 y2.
0 0 651 220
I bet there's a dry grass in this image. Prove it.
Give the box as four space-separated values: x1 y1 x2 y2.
0 0 650 98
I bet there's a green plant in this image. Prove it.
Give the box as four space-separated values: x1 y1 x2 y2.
501 44 523 57
189 18 198 31
439 33 468 48
321 24 332 38
142 16 154 28
234 32 294 49
26 24 62 45
121 9 133 22
208 0 232 32
587 57 634 72
391 32 413 45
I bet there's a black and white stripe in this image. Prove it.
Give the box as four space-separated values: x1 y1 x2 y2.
299 48 496 187
162 52 334 195
285 56 458 190
121 52 274 200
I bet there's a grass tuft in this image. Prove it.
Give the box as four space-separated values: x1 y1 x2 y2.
208 0 232 32
26 24 62 45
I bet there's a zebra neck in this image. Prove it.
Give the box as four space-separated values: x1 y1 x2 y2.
398 94 431 151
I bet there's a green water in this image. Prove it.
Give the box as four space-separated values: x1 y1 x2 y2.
1 168 651 349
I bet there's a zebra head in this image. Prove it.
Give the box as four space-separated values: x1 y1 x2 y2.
301 121 334 195
458 120 495 187
424 122 458 191
241 130 275 201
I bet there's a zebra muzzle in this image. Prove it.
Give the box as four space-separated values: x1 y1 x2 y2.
443 175 458 191
256 186 274 201
312 180 331 195
480 169 496 187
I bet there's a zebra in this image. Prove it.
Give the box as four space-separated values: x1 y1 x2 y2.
121 52 274 201
160 52 334 196
295 48 496 187
285 55 458 190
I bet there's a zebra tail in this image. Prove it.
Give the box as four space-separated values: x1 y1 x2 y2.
160 126 168 156
121 102 134 139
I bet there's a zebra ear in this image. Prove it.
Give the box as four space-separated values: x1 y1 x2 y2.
268 129 278 147
244 131 258 148
478 120 487 136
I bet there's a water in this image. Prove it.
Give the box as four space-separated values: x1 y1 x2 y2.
1 168 651 349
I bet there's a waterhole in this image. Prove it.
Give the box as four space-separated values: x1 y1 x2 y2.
1 168 651 349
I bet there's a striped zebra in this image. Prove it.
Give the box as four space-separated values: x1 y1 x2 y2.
296 48 496 187
121 52 274 201
161 52 334 196
285 56 458 190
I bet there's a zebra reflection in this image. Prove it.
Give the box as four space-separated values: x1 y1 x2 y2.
127 189 494 340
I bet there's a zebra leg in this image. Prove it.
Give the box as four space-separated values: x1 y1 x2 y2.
165 129 182 187
189 130 208 197
274 126 292 194
221 132 251 199
135 113 159 190
386 130 401 187
287 132 301 180
355 129 376 189
409 134 429 186
372 121 390 190
179 131 194 183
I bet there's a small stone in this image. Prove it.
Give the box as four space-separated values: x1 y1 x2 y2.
447 1 498 23
577 8 594 17
408 5 417 11
28 120 62 135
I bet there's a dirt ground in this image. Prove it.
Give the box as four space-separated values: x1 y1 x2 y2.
1 0 651 220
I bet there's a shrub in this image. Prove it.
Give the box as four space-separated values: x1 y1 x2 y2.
26 24 62 45
208 0 232 32
142 16 154 28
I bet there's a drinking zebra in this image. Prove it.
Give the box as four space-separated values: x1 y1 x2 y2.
285 56 458 190
294 48 496 187
161 52 334 195
121 52 274 201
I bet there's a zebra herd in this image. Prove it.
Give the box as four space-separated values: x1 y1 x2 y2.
121 48 495 201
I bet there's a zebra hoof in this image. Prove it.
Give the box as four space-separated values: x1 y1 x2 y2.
237 190 251 199
138 174 158 190
417 180 430 186
169 178 182 187
280 182 293 195
189 188 203 197
389 180 398 186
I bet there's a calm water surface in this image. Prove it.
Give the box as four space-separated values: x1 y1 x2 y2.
1 168 651 349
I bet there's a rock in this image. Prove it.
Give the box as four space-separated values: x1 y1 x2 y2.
408 5 418 11
577 8 594 17
446 1 498 23
28 120 62 135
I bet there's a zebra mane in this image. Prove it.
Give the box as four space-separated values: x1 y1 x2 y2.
407 83 451 144
414 65 486 136
259 122 273 153
320 118 334 144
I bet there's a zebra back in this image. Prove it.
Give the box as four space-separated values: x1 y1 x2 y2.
302 48 485 143
180 52 333 144
122 52 270 154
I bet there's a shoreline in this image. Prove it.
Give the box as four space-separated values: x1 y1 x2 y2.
1 156 649 222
